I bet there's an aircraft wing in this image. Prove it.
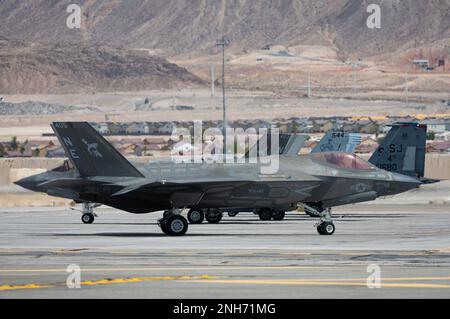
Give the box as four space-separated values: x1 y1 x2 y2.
39 175 322 209
112 178 321 208
111 178 254 197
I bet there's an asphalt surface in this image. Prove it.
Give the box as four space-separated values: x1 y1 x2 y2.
0 204 450 298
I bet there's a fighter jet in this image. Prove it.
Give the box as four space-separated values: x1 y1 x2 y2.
222 130 362 221
302 122 430 217
311 131 362 154
16 122 427 236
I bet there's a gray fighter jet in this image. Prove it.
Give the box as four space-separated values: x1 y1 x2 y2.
16 122 427 236
222 130 362 220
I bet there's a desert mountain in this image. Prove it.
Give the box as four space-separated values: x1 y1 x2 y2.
0 0 449 57
0 38 205 94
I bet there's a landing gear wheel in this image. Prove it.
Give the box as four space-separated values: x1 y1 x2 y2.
227 211 238 217
187 209 204 224
317 222 335 235
272 210 285 221
205 209 223 224
162 215 188 236
160 222 169 235
258 208 272 221
81 213 94 224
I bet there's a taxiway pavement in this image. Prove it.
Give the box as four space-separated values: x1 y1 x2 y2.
0 204 449 298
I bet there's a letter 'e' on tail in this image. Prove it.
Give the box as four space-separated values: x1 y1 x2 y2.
51 122 144 178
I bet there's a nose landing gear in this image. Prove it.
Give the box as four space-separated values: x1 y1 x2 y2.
75 202 100 224
303 203 336 235
81 212 95 224
317 221 335 235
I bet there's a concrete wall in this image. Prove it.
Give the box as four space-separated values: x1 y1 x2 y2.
424 154 450 179
359 154 450 180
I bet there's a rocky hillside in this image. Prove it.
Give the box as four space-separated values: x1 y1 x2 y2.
0 100 100 115
0 38 205 94
0 0 448 57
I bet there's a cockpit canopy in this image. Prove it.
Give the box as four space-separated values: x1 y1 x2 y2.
51 160 73 172
311 152 376 170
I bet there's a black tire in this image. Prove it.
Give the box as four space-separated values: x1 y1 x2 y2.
317 222 335 235
205 210 223 224
272 210 285 221
187 209 204 224
258 208 272 221
227 211 238 217
81 213 94 224
164 215 188 236
160 222 170 235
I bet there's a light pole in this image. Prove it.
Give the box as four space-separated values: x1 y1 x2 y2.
216 36 230 153
307 70 311 98
352 58 362 96
211 64 215 98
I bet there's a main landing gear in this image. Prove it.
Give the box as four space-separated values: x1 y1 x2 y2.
205 209 223 224
257 208 286 221
187 208 204 224
303 203 335 235
159 209 188 236
186 208 223 224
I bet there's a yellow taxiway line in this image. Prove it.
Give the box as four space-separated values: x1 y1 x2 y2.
0 275 219 291
2 273 450 291
186 278 450 289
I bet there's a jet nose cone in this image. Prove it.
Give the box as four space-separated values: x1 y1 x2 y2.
14 176 38 191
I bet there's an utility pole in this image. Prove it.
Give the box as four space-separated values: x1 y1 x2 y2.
216 35 230 153
307 70 311 98
404 70 409 108
352 58 362 96
210 64 215 98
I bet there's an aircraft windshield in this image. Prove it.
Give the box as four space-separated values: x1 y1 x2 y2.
312 152 375 170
